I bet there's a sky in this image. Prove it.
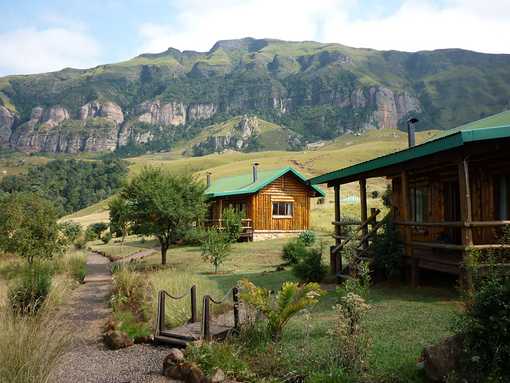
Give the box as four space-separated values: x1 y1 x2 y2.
0 0 509 76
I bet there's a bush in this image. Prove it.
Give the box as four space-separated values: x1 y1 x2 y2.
67 254 86 283
8 263 53 314
455 275 510 381
60 221 82 245
292 247 327 283
88 222 109 238
84 227 98 242
282 239 308 265
101 232 112 244
222 208 244 243
298 230 316 246
372 220 402 279
74 237 87 249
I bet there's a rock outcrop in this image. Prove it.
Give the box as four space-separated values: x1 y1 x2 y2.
0 105 17 144
80 101 124 124
136 101 217 127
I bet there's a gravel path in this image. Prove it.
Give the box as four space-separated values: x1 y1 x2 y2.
50 252 172 383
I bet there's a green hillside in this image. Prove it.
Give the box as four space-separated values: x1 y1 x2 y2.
1 38 509 151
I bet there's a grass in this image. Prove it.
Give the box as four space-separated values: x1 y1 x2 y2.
89 236 159 260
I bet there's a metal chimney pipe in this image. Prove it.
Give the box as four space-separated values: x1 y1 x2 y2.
252 163 259 183
206 172 211 187
407 117 419 148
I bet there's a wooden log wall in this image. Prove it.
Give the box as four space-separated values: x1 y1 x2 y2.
251 173 311 231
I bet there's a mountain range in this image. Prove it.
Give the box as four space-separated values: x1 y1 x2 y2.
0 37 509 154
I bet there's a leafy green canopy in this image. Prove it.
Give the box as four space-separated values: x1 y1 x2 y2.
0 193 64 264
0 159 128 215
121 167 207 265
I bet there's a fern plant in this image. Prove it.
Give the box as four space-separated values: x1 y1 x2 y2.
240 279 324 341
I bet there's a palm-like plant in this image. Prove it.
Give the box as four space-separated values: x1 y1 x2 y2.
240 279 324 341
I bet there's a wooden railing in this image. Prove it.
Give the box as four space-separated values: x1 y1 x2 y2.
393 220 510 251
204 218 253 230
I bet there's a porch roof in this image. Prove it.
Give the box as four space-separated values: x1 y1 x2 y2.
205 166 325 198
309 111 510 186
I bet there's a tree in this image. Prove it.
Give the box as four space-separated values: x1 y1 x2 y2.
0 193 65 264
222 207 244 243
108 195 130 243
201 229 231 273
122 167 207 265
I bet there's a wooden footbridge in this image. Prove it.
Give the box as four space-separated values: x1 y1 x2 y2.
154 285 241 347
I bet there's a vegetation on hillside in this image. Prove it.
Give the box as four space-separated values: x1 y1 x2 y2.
0 158 128 215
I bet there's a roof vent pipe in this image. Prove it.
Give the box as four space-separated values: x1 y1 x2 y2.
206 172 212 187
253 163 259 183
407 117 419 148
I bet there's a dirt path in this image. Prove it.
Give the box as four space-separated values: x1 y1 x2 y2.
115 248 157 265
50 252 171 383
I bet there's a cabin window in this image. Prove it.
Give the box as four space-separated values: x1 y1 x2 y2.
410 187 428 223
496 175 510 220
227 202 247 214
272 201 293 217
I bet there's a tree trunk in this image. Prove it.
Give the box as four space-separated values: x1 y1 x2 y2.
161 246 168 265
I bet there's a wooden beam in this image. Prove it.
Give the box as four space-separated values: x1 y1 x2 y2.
359 178 368 250
394 220 464 227
407 241 466 251
331 184 342 275
400 170 418 286
458 159 473 290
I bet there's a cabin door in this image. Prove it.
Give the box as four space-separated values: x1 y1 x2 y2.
443 181 461 244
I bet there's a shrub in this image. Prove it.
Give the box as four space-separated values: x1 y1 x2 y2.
88 222 109 238
336 260 371 300
74 236 87 249
240 279 324 341
8 263 53 314
455 275 510 381
60 221 82 245
282 239 308 265
298 230 316 246
111 267 153 322
222 207 244 243
292 246 327 283
84 227 98 242
186 342 254 381
200 229 231 273
330 293 371 375
101 232 112 244
372 220 402 279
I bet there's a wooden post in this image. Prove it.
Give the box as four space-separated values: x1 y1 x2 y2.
459 159 474 289
331 183 342 275
401 171 417 286
159 291 166 333
233 287 240 332
202 295 211 341
360 178 368 250
218 200 223 228
190 285 197 323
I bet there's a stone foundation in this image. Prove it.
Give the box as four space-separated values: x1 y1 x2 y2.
252 230 304 241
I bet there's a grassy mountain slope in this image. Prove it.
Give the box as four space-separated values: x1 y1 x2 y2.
1 38 509 142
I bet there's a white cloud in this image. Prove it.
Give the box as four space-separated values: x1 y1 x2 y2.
138 0 510 54
0 27 102 76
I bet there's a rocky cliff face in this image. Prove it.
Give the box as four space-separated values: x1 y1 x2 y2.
2 38 508 154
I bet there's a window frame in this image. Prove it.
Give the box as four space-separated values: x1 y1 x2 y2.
272 201 293 218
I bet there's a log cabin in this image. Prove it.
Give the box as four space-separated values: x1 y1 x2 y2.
204 165 325 241
308 112 510 286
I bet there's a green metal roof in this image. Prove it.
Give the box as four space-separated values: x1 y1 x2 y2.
309 116 510 185
205 166 325 198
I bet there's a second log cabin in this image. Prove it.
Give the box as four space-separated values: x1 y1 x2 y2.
205 165 325 241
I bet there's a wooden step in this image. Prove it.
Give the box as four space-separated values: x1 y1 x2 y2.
154 335 189 348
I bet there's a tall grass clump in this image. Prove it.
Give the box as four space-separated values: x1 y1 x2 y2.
0 289 71 383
